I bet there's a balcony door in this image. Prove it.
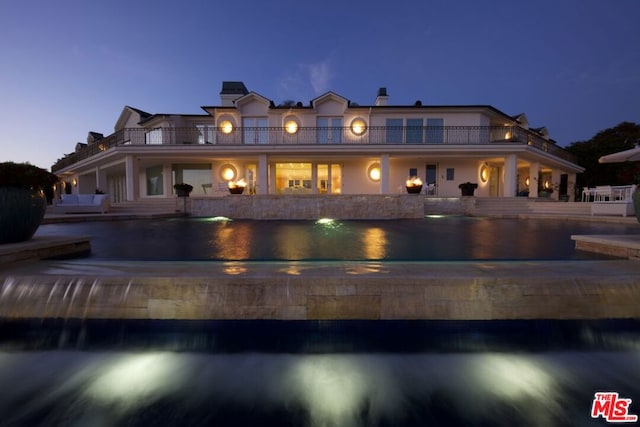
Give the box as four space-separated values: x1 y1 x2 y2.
317 118 343 144
243 118 268 144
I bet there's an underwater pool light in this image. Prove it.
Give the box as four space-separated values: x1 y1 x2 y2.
316 218 335 225
207 216 233 222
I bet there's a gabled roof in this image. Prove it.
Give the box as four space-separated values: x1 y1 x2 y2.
115 105 152 130
234 91 273 107
311 91 349 107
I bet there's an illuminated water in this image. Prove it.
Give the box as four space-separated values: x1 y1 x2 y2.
1 319 640 426
7 217 640 424
36 216 640 261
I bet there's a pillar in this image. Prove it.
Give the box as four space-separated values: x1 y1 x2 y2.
503 154 518 197
258 154 268 195
528 162 540 198
380 154 390 194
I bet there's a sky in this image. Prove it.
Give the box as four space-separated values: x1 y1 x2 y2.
1 0 639 170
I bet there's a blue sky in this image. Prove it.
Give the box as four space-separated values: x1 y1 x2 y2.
1 0 639 169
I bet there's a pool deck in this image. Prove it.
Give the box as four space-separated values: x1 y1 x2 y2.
1 211 640 321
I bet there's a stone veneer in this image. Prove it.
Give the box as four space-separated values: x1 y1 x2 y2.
3 260 640 320
187 194 425 219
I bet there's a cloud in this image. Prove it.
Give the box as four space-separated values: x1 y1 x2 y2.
278 59 334 101
305 60 333 95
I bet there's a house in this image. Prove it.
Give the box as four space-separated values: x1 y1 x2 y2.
52 81 583 207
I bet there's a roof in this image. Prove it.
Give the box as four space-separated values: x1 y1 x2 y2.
220 81 249 96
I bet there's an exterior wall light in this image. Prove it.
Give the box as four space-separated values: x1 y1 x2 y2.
480 165 489 183
284 120 299 134
72 178 78 187
368 163 381 182
350 118 367 136
220 164 237 181
219 120 233 134
525 177 530 187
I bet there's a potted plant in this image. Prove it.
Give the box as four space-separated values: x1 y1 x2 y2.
0 162 59 244
538 185 554 198
458 182 478 196
174 182 193 197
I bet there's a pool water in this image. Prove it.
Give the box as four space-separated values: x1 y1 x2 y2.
1 319 639 426
36 216 640 261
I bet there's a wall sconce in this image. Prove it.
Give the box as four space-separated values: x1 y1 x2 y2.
53 183 57 191
544 179 550 189
284 119 299 134
367 163 381 182
72 178 78 187
220 164 237 181
525 177 530 187
350 118 367 136
219 120 233 134
480 165 489 183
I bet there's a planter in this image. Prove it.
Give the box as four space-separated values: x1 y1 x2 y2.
406 185 423 194
176 189 191 197
633 186 640 224
0 187 47 244
460 187 476 196
229 187 245 194
539 190 552 198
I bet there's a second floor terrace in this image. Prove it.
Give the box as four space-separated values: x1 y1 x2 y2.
52 124 577 172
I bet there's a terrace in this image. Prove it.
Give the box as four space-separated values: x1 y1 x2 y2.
52 125 575 172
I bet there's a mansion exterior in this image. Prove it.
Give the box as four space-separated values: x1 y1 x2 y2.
52 82 583 205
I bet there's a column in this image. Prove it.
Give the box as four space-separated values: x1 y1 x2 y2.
163 164 173 196
551 169 561 201
96 167 107 194
503 154 517 197
311 163 318 194
528 162 540 198
380 154 390 194
257 154 268 195
125 155 139 201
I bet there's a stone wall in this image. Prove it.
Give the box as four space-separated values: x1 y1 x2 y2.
187 194 425 219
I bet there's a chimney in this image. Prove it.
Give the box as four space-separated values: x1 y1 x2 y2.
375 87 388 106
220 81 249 106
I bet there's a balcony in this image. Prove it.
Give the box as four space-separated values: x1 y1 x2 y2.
52 126 577 172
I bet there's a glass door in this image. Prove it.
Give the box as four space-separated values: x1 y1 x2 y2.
317 164 342 194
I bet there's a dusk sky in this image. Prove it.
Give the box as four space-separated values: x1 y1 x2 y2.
1 0 639 170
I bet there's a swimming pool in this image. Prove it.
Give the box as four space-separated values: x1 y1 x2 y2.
9 216 640 425
35 216 640 261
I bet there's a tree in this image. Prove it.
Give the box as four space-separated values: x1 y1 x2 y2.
565 122 640 188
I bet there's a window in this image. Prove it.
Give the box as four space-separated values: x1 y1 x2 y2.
242 118 268 144
385 118 403 143
172 164 212 196
427 118 444 144
406 119 423 144
146 165 164 195
196 125 215 144
317 118 343 144
145 128 163 145
446 168 455 181
386 118 425 144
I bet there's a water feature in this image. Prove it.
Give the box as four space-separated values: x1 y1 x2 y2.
1 319 640 426
2 216 640 425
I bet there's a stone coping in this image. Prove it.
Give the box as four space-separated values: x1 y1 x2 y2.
2 259 640 321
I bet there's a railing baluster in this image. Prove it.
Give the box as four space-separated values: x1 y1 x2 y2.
52 125 577 172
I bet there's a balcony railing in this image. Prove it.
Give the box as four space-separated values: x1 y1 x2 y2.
52 126 577 172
